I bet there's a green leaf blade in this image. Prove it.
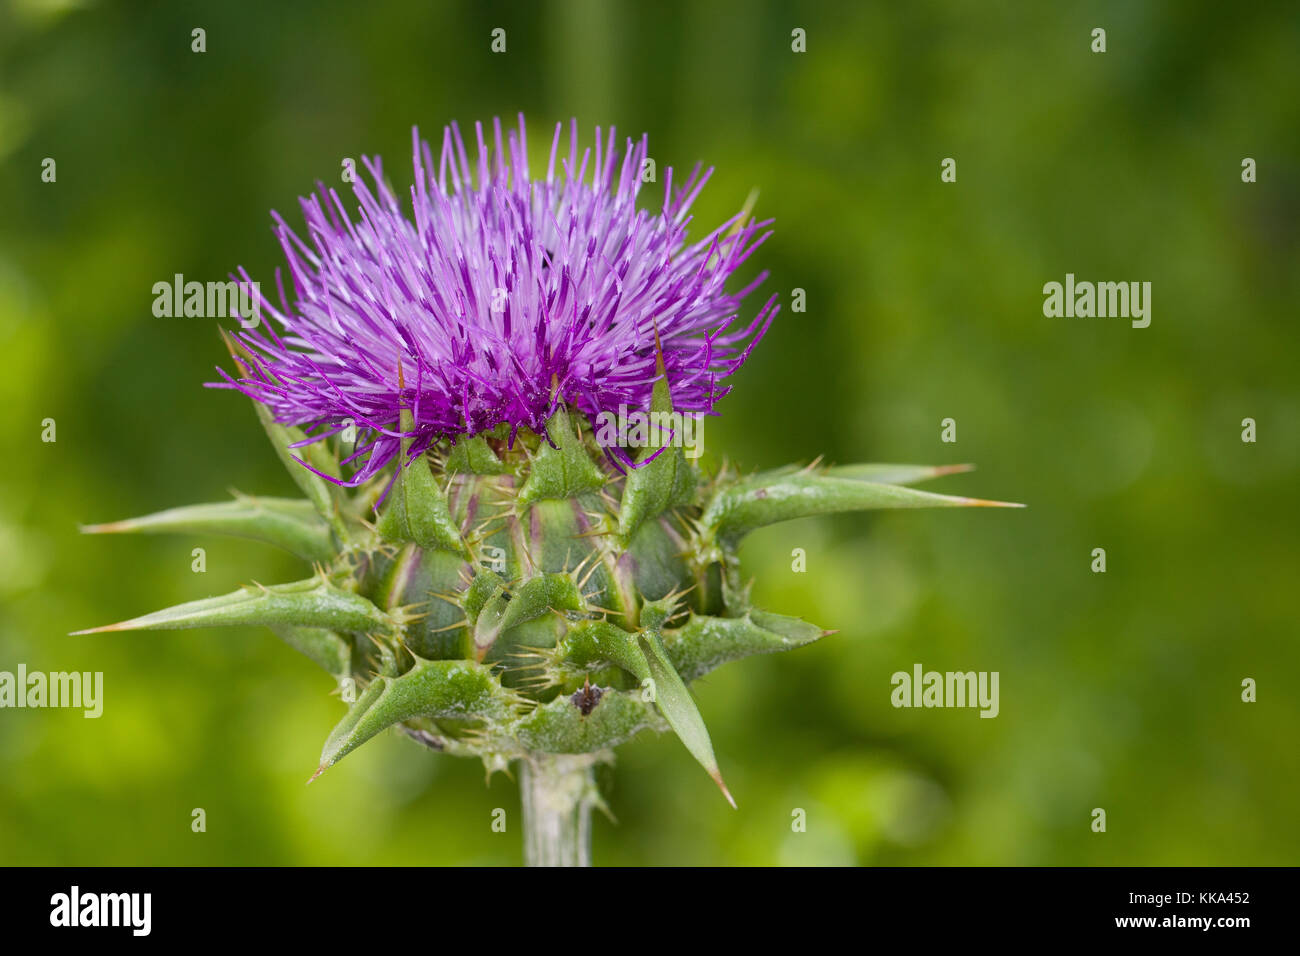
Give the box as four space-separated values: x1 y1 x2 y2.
664 610 833 682
253 402 350 544
517 407 606 507
375 451 466 555
823 462 975 485
82 495 336 562
702 472 1023 544
315 658 517 776
71 577 397 636
638 629 733 806
617 364 697 543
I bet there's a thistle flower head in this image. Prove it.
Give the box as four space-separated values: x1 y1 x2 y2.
214 115 777 484
83 114 1024 867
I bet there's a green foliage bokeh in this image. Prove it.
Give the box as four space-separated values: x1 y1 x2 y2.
0 0 1296 865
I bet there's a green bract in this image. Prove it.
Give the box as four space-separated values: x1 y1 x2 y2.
78 383 1020 841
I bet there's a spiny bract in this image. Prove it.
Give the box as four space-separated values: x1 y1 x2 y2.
78 400 1016 802
77 118 1019 817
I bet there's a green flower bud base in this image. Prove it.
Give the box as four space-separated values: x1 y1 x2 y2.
78 385 1020 866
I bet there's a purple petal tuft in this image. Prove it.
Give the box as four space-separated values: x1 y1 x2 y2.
210 116 777 484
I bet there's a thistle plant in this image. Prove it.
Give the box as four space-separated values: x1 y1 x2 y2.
77 117 1019 866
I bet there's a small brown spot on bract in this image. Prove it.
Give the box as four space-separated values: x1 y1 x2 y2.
571 679 603 716
754 488 767 498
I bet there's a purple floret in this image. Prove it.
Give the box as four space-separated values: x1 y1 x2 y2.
211 115 777 485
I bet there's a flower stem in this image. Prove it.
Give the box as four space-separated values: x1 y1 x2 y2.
520 754 599 867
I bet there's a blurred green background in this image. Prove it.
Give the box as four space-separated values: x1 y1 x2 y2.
1 0 1297 865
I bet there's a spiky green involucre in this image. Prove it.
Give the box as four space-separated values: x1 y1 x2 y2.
79 381 1020 807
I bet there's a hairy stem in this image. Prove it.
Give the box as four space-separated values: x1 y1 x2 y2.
519 754 599 867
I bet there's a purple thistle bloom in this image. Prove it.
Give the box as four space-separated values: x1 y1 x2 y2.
212 115 777 485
